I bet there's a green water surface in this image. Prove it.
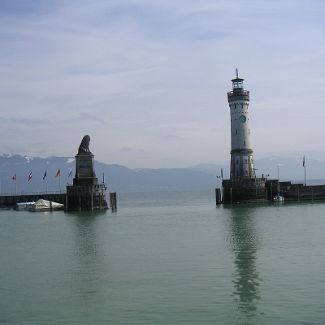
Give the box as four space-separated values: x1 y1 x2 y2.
1 190 325 324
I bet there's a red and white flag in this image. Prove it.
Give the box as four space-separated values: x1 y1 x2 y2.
55 169 61 178
28 172 32 181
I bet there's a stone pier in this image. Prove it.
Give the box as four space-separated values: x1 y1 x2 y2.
66 135 108 211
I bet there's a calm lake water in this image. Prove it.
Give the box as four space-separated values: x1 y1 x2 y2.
1 190 325 324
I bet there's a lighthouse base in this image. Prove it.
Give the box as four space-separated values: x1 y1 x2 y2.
222 178 267 203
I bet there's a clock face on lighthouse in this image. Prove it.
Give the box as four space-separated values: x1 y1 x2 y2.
239 115 246 123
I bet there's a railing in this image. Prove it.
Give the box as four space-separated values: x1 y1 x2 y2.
227 90 250 97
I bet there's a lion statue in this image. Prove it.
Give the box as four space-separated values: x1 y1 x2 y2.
78 135 92 155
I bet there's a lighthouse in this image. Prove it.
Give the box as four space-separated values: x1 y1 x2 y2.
221 71 267 203
227 69 255 179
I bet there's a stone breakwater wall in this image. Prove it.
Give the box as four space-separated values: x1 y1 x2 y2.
220 179 325 203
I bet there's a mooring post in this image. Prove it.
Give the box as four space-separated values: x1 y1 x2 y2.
215 188 221 205
297 187 300 202
91 188 94 211
110 192 117 211
230 188 233 204
50 200 53 211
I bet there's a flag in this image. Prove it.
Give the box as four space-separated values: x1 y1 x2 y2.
303 156 305 167
43 171 47 180
55 169 61 177
28 172 32 181
12 174 16 181
68 169 72 178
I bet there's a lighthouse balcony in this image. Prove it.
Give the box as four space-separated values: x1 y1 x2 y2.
227 90 249 102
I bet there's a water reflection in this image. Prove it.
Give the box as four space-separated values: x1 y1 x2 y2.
226 206 261 317
65 211 107 304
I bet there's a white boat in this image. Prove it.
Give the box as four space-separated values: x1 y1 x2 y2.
15 201 36 211
30 199 64 212
273 193 284 202
273 179 284 202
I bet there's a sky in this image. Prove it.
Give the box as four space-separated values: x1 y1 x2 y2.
1 0 325 168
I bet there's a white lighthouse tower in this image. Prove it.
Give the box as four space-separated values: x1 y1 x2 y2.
227 70 255 180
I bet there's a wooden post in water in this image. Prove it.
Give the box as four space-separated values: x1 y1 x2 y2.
91 188 94 211
215 188 222 205
230 188 233 204
110 192 117 211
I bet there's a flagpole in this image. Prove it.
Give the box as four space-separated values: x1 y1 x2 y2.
303 155 306 187
68 169 72 185
12 174 17 194
55 169 61 192
304 161 307 187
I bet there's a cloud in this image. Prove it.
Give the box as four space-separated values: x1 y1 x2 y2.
79 113 106 125
1 0 325 167
0 0 62 17
0 117 52 127
120 146 134 151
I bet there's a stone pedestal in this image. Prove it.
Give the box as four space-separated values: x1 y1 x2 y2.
66 183 107 211
66 143 108 211
73 154 97 186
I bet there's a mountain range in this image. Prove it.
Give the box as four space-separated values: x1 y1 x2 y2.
1 154 325 194
0 154 219 194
